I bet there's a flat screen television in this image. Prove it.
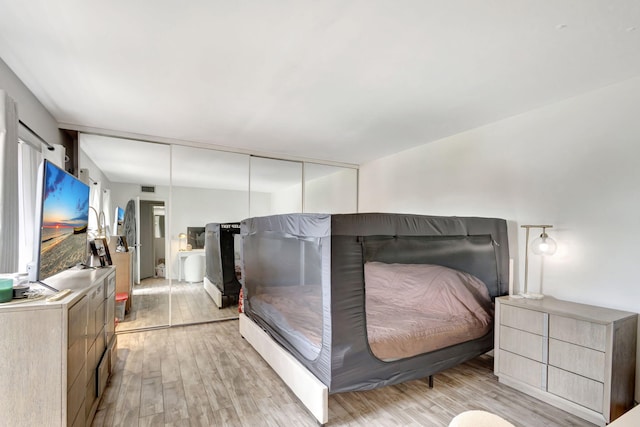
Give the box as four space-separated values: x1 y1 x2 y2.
113 206 125 235
32 160 90 283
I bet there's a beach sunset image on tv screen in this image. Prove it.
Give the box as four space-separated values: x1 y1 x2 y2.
38 161 90 280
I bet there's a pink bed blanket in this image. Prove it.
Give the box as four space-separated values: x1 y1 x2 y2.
250 262 494 361
364 262 494 360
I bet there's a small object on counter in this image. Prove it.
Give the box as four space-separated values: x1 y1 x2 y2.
13 284 31 299
0 278 13 302
46 288 73 302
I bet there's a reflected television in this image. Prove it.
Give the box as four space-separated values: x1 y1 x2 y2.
113 206 125 235
33 160 91 281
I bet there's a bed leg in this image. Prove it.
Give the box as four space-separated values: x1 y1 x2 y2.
428 375 434 388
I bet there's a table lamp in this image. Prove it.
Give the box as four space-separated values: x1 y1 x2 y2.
521 224 557 299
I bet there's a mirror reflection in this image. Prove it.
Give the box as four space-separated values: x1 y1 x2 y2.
79 134 358 333
80 134 171 332
170 145 249 325
304 163 358 214
250 156 302 216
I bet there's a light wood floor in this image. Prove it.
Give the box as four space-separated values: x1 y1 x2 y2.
116 278 239 332
94 321 595 427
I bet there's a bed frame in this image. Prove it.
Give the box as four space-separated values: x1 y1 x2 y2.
239 312 329 424
239 213 510 425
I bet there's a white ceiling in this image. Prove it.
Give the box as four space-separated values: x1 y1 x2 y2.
1 1 639 166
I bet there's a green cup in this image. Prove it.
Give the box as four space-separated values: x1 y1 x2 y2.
0 278 13 303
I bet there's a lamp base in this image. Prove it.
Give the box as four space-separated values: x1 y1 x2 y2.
520 292 545 300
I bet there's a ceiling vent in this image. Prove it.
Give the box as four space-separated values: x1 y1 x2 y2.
141 185 155 193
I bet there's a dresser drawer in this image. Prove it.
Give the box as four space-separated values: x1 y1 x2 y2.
548 338 605 382
68 296 87 349
105 294 116 345
498 350 546 389
500 325 546 362
86 369 97 419
67 361 86 425
501 304 546 335
549 315 606 351
87 284 104 339
67 296 87 388
93 299 105 340
97 350 110 398
105 272 116 298
67 337 86 389
548 366 604 412
96 325 106 359
87 339 97 375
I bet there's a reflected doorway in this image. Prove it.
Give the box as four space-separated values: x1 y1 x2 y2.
140 200 165 280
117 199 171 332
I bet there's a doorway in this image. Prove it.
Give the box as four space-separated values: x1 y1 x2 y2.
139 200 165 280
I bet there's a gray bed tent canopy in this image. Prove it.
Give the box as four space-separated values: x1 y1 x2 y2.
204 222 242 307
241 213 510 394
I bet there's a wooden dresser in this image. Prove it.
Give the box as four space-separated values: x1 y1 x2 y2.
494 296 637 426
0 267 117 427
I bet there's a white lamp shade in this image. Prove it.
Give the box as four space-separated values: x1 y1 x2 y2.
531 233 557 255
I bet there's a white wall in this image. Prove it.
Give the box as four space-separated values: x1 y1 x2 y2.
248 191 272 218
138 185 254 279
110 183 170 220
359 76 640 401
0 58 61 146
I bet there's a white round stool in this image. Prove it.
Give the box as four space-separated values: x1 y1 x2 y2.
449 410 515 427
183 253 205 283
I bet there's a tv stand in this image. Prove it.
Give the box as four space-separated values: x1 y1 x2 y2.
31 279 59 292
0 267 117 426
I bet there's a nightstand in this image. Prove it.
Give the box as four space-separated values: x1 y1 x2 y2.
494 296 637 426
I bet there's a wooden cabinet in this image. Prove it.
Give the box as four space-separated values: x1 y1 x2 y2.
0 267 116 427
494 296 637 426
84 270 116 422
68 295 88 427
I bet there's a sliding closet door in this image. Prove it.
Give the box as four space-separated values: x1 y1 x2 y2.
170 145 249 325
249 156 303 217
80 134 171 333
304 163 358 214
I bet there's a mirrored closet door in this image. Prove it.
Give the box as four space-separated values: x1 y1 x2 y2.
80 134 171 332
249 156 303 217
80 133 358 332
170 145 249 325
304 163 358 214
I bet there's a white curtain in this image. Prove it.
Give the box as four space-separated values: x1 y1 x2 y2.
88 179 101 237
0 90 19 273
17 141 42 272
102 188 112 238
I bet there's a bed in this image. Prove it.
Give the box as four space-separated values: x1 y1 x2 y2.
203 222 242 308
239 213 510 424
